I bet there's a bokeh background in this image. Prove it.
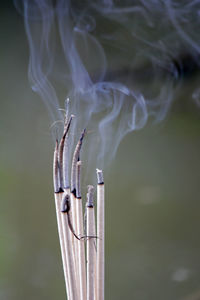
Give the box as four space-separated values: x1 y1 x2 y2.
1 1 200 300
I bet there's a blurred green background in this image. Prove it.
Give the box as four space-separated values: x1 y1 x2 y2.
1 2 200 300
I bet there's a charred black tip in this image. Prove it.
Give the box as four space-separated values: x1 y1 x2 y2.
71 188 76 197
80 128 86 143
55 187 64 194
87 204 94 208
98 182 104 185
63 115 73 139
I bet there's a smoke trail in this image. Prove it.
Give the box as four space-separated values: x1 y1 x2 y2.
14 0 200 176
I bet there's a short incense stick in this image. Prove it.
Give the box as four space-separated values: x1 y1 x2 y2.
86 185 96 300
53 141 69 299
96 169 105 300
76 161 87 300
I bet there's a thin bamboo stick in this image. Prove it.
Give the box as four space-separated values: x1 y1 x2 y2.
96 169 105 300
64 189 78 300
76 161 87 300
61 111 78 298
92 196 97 300
61 194 79 300
53 141 69 299
70 191 79 299
93 210 97 300
86 185 96 300
70 129 86 298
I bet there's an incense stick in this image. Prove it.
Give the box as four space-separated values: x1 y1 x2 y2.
96 169 105 300
86 185 96 300
61 194 79 300
55 192 71 299
53 141 69 299
70 129 86 297
76 161 87 300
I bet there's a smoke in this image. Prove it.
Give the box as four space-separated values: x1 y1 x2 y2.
14 0 200 176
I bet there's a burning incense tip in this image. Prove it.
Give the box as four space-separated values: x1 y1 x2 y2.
96 169 104 185
87 185 94 207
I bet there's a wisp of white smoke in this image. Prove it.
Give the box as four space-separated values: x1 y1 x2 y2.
14 0 200 179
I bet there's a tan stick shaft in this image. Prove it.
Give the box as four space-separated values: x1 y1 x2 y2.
93 210 97 300
54 192 70 300
64 188 77 276
70 192 80 299
91 206 97 300
77 198 87 300
96 169 105 300
61 208 79 300
70 131 86 299
70 193 78 234
70 192 78 257
87 206 96 300
75 160 86 300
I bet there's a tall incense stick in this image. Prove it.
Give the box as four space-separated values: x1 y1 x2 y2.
96 169 105 300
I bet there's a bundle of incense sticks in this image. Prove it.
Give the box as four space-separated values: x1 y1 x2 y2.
53 113 105 300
